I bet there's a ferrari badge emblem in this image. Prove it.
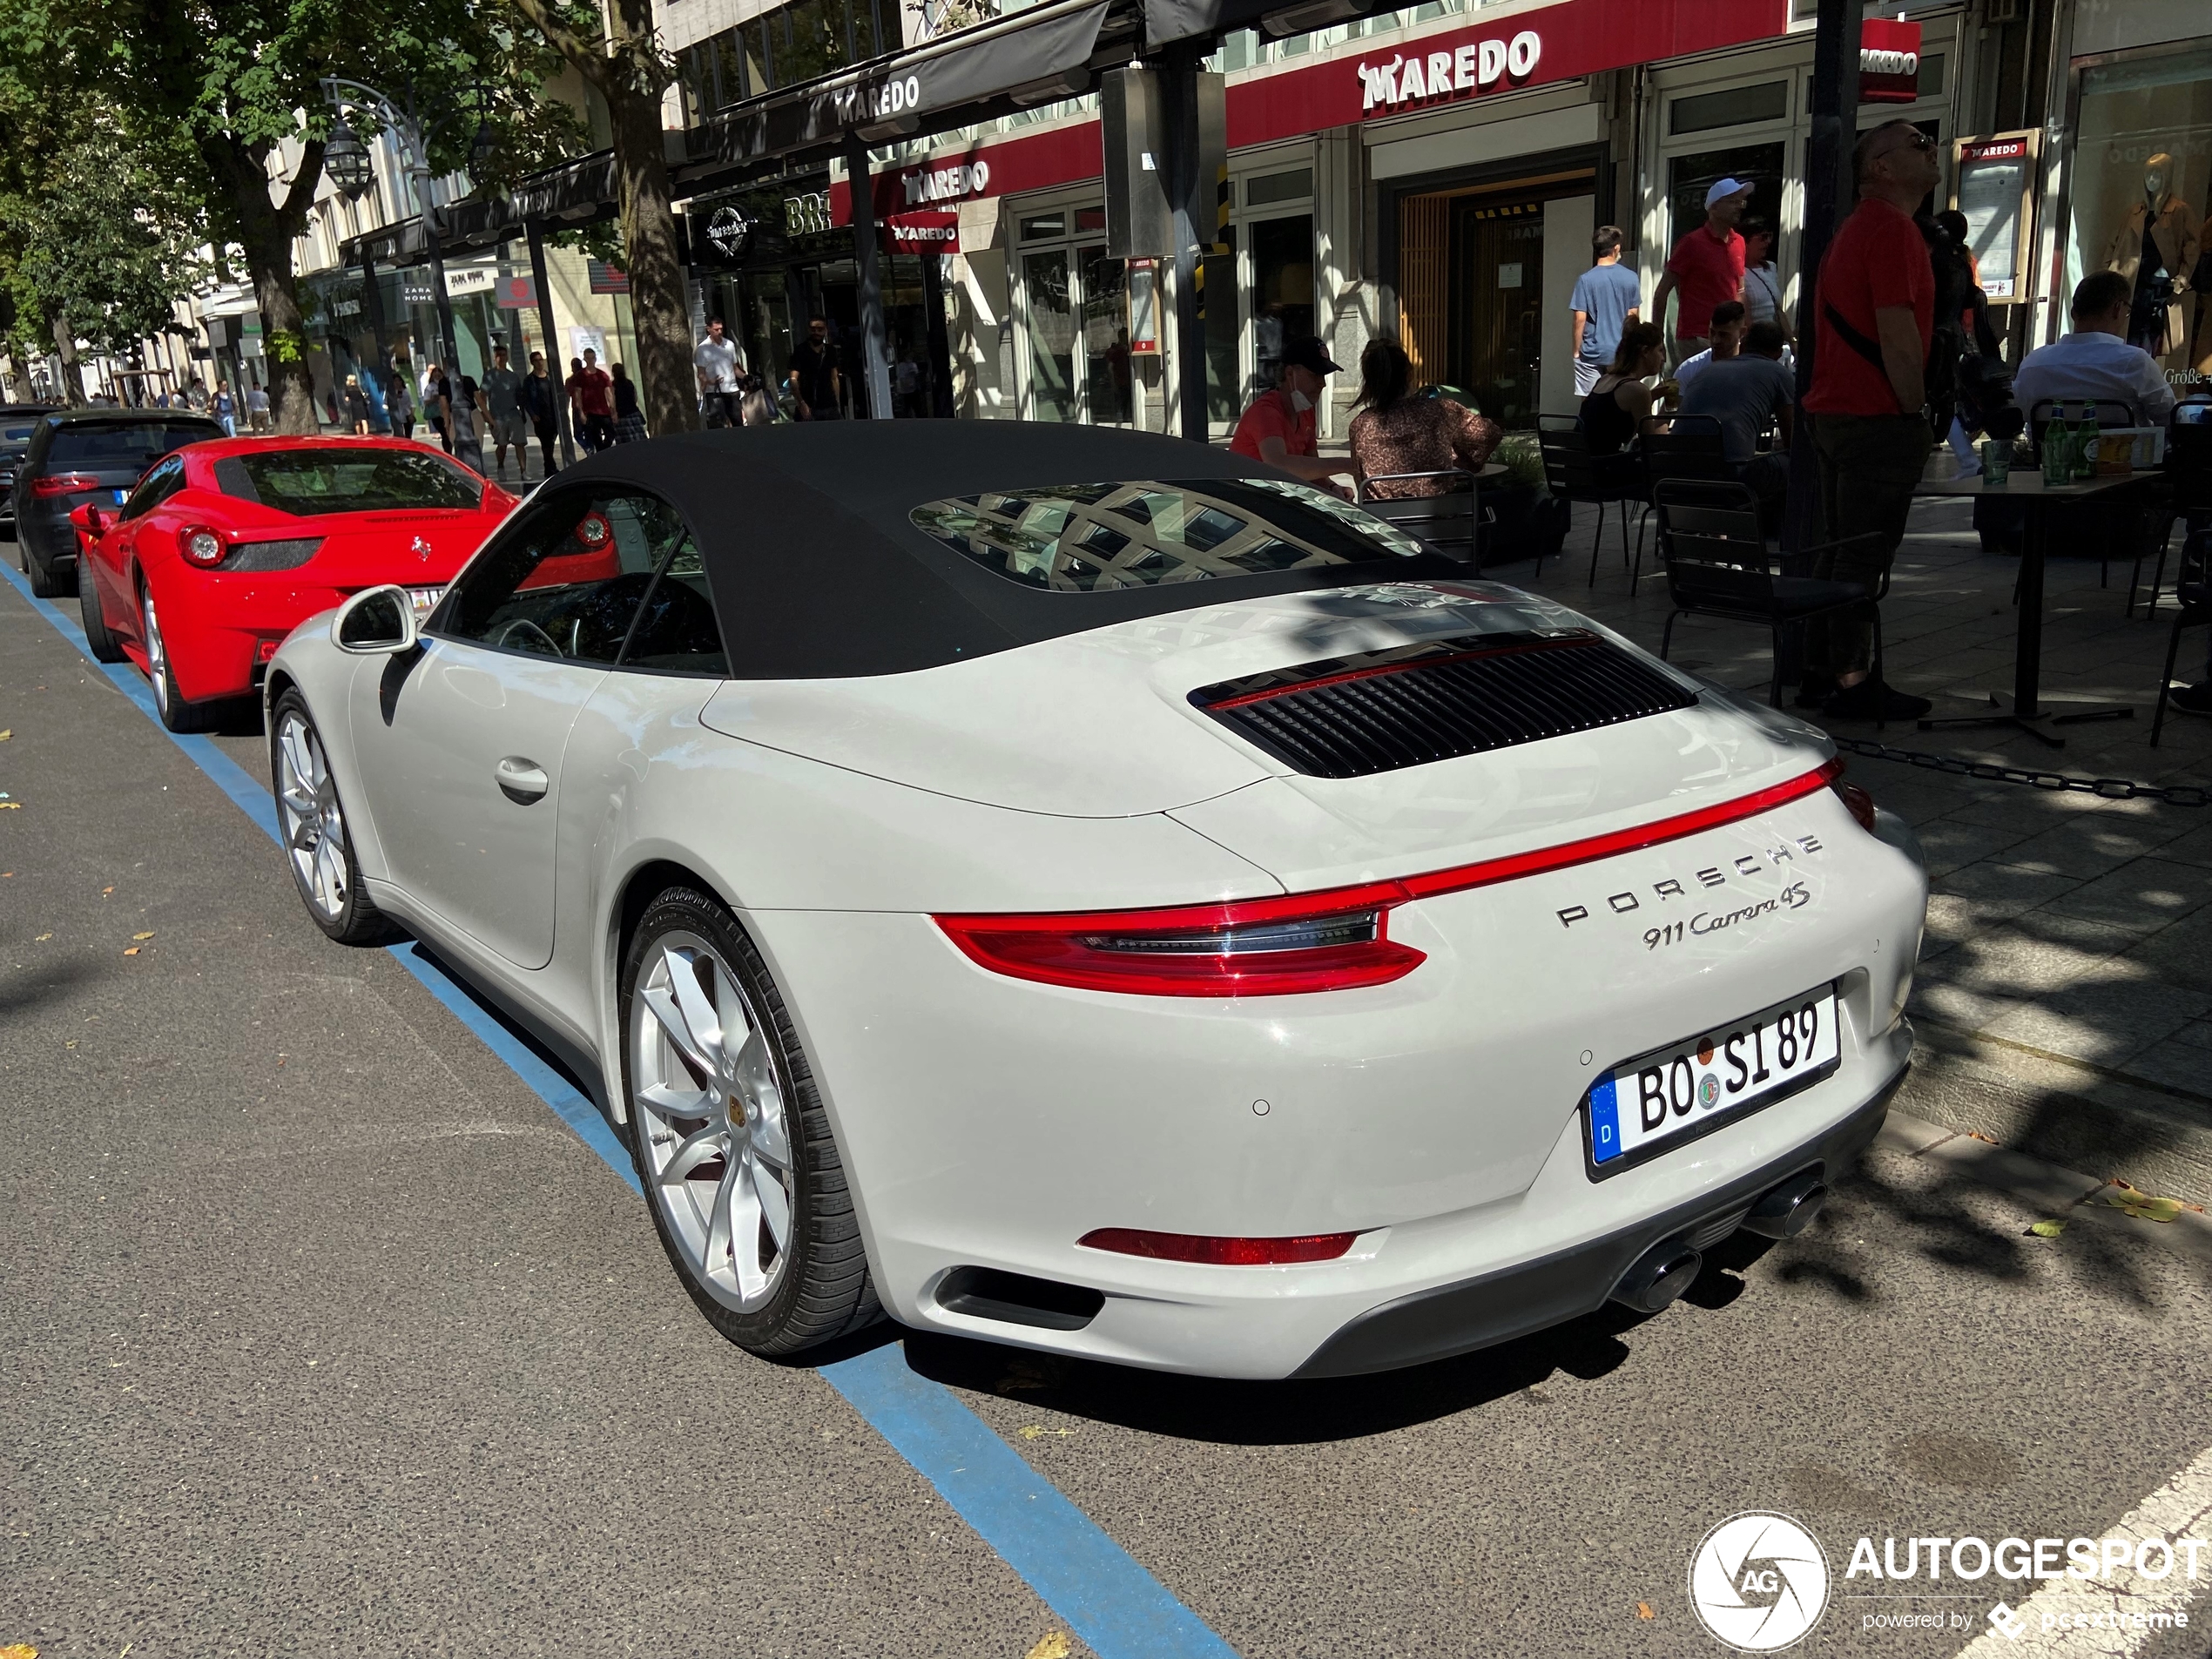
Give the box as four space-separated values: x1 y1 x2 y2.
411 535 432 562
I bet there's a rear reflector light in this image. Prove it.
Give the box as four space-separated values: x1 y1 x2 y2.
1078 1229 1361 1265
934 759 1841 997
30 472 100 497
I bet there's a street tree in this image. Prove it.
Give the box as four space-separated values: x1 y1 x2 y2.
498 0 697 436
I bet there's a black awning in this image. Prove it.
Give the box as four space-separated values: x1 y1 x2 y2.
684 0 1114 175
339 151 617 266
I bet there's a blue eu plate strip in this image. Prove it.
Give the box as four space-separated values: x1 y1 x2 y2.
3 557 1239 1658
1588 1073 1621 1163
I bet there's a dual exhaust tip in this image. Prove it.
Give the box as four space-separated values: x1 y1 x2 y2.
1608 1170 1827 1314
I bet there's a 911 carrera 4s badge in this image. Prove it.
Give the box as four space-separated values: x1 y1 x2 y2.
1585 984 1841 1174
1555 833 1826 933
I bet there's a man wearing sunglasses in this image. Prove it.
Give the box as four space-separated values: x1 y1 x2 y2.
1799 118 1944 722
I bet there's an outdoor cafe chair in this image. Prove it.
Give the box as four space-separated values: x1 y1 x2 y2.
1537 414 1641 588
1355 469 1485 573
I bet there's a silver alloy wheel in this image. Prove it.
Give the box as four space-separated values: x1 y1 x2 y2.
274 710 349 921
142 589 169 702
631 932 796 1313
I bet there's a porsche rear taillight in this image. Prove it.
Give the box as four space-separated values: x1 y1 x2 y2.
30 472 99 497
934 883 1424 997
179 525 225 567
1077 1229 1362 1264
934 760 1844 998
1835 779 1878 834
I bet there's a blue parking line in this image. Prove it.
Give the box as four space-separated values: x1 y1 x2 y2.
2 556 1240 1659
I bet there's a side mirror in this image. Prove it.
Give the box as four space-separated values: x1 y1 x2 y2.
69 502 110 536
332 584 419 655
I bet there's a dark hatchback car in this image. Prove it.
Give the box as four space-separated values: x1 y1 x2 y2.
14 410 223 597
0 404 65 535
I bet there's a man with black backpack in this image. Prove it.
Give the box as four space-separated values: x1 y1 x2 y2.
1799 118 1944 722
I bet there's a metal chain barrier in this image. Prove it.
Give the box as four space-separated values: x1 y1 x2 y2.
1827 736 2211 807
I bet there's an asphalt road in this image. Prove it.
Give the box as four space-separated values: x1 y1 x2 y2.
4 563 2210 1659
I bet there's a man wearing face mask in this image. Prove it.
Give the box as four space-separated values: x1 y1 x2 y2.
1228 335 1352 492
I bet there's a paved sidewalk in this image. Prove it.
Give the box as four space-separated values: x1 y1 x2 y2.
1504 494 2212 1203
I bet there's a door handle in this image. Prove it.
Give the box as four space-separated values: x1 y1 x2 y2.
495 756 549 804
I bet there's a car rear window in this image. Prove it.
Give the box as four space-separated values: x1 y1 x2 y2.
216 448 484 515
909 477 1426 590
2 422 43 443
47 422 219 469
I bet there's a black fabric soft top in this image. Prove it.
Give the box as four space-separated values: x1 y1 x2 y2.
536 422 1459 679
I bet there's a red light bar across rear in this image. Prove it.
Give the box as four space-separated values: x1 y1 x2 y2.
933 759 1841 997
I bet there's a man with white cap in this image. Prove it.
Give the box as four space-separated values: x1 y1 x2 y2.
1651 178 1752 370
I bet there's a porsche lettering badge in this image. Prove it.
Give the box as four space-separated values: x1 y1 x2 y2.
1554 833 1825 929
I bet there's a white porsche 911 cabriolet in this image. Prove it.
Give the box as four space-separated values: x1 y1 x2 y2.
266 423 1926 1380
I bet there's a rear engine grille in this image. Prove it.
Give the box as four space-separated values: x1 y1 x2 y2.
1190 629 1699 779
222 536 322 573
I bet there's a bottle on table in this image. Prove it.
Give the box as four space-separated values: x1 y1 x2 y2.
2042 403 2071 485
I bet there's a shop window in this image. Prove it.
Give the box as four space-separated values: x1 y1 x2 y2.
1917 52 1945 98
1250 214 1315 394
2068 44 2212 380
1669 81 1789 137
1021 212 1067 240
1665 142 1784 273
1246 168 1313 208
1022 249 1077 421
1074 206 1107 233
715 30 748 105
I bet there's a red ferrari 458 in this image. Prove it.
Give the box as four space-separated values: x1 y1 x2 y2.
72 436 517 730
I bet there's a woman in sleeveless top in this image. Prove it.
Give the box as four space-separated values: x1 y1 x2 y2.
1347 339 1502 498
1579 320 1665 455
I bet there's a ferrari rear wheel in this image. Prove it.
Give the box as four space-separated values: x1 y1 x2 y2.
621 887 880 1356
270 691 397 947
80 573 124 663
141 585 211 732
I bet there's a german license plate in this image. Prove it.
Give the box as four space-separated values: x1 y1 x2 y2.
112 488 129 504
1585 986 1840 1175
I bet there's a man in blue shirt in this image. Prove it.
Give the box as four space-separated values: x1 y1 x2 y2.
1679 320 1796 534
1570 226 1642 397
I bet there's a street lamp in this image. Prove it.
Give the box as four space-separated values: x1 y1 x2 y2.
319 77 488 378
323 120 377 199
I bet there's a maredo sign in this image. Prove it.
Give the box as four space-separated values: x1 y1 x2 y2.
1858 17 1922 103
1358 30 1541 114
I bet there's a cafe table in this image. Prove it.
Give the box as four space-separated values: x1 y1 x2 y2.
1912 468 2153 748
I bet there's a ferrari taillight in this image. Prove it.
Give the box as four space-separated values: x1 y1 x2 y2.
179 525 225 567
934 883 1425 997
1077 1229 1362 1264
934 760 1843 998
30 472 99 497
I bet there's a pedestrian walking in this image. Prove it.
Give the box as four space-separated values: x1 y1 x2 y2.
246 383 272 432
425 361 453 453
482 345 526 479
611 362 647 443
342 374 370 435
1570 226 1642 398
786 318 843 421
385 366 415 440
213 380 237 436
449 375 486 473
570 349 614 450
1799 118 1944 722
523 351 561 475
694 317 744 428
1651 179 1751 368
1742 219 1791 347
1346 339 1501 498
1227 334 1352 493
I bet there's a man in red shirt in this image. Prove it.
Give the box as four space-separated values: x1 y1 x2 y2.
1799 118 1942 722
570 347 616 452
1651 179 1750 369
1230 336 1352 492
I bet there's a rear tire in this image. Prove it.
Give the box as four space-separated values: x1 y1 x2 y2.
80 573 124 663
269 690 398 946
26 541 70 599
620 887 882 1357
141 584 211 732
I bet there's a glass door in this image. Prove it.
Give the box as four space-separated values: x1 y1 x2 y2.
1448 194 1548 424
1079 245 1134 428
1021 247 1077 422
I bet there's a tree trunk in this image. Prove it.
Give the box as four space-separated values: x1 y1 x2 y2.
4 342 34 402
51 307 84 404
203 132 324 435
606 82 697 437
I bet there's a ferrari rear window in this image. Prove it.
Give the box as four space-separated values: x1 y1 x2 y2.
909 478 1426 590
46 422 219 470
216 448 483 515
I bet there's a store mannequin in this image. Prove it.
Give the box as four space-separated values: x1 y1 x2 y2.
2104 152 2200 361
